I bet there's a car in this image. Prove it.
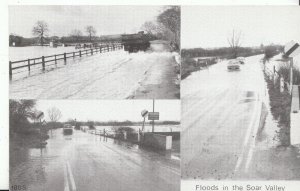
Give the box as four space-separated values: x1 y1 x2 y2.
227 60 240 71
63 124 73 135
236 57 245 64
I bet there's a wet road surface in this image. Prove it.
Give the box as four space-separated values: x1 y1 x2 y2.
181 55 300 180
10 51 179 99
10 129 180 191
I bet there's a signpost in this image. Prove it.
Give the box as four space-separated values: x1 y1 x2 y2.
284 41 300 57
141 109 148 132
149 99 160 132
284 41 300 94
141 110 148 118
148 112 159 120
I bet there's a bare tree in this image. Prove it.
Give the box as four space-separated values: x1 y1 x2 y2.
70 29 83 42
141 21 159 35
227 29 242 58
47 107 62 123
85 26 96 42
32 20 49 46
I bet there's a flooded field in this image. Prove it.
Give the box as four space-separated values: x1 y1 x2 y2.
90 125 180 134
9 46 76 61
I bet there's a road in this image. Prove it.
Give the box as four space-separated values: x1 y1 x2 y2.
181 55 300 180
9 50 179 99
10 129 180 191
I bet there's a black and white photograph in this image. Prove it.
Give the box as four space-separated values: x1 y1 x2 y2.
181 6 300 180
9 99 180 191
8 6 180 99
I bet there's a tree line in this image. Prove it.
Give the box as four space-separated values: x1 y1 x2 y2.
10 21 98 47
10 6 181 50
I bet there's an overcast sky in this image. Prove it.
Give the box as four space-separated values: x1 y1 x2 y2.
9 5 163 37
182 6 300 48
36 100 180 122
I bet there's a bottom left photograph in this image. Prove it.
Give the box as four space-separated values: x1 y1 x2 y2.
9 99 180 191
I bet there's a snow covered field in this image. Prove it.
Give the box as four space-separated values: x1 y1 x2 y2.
10 50 179 99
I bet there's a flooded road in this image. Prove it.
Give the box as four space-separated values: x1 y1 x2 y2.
10 129 180 191
181 55 300 180
10 50 179 99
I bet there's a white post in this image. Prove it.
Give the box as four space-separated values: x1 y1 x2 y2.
290 58 294 95
280 77 284 93
124 131 127 140
273 65 276 86
137 130 140 142
152 99 155 132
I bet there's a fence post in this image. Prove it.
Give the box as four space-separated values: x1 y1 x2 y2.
280 76 284 93
100 47 102 53
137 129 140 142
107 45 109 52
64 53 66 64
28 59 31 72
9 61 12 81
91 48 93 55
86 49 88 55
54 55 57 65
290 58 294 95
73 52 75 58
123 131 127 140
79 50 82 57
273 65 276 85
42 56 45 71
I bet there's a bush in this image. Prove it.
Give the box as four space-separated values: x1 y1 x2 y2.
278 63 300 85
264 46 278 59
87 121 95 130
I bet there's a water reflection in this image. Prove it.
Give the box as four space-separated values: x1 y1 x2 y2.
10 127 180 191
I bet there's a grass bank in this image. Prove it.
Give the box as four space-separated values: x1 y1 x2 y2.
264 74 291 146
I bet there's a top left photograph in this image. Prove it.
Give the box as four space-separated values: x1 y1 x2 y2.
9 5 180 99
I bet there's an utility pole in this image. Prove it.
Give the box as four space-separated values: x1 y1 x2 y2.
152 99 155 132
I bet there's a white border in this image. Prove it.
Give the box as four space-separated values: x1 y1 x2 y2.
1 0 299 190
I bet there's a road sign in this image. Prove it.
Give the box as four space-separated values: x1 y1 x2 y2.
148 112 159 120
141 110 148 117
284 41 300 57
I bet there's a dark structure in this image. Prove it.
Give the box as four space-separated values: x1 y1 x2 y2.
121 31 153 53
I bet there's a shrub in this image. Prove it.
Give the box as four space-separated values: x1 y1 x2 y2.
278 63 300 85
264 46 278 59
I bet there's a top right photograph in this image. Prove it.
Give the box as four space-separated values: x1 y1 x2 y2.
181 6 300 180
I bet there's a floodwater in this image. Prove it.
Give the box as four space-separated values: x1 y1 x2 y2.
10 128 180 191
10 50 178 99
9 46 76 61
181 54 300 180
92 125 180 134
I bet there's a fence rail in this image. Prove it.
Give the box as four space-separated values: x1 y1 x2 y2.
263 64 290 93
9 43 123 80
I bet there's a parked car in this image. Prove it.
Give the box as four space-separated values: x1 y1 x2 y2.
63 124 73 135
227 60 240 71
236 57 245 64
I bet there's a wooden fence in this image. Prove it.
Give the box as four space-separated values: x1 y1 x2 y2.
263 64 291 93
9 43 123 80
